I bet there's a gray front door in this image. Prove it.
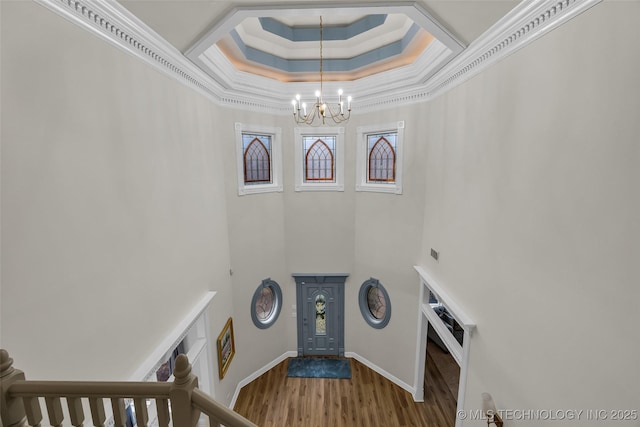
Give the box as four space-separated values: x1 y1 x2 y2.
293 274 348 356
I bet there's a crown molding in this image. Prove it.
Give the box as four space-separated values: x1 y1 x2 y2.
357 0 604 110
184 2 465 60
422 0 603 100
34 0 226 103
35 0 602 114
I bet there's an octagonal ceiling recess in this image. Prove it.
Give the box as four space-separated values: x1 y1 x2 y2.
216 14 431 82
185 3 465 108
38 0 601 115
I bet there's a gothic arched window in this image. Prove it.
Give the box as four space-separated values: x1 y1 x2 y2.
243 135 271 184
368 136 396 182
304 137 335 182
356 123 404 194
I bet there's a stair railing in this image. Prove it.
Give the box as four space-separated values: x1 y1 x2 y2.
0 349 256 427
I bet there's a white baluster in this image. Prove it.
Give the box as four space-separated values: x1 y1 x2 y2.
133 399 148 427
23 397 43 426
88 398 105 427
67 397 84 426
44 398 63 427
155 399 170 427
110 399 126 427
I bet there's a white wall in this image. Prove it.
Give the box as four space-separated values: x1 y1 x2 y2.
0 0 426 400
215 110 293 399
0 1 234 391
220 109 428 389
5 2 637 421
347 111 428 386
419 2 640 424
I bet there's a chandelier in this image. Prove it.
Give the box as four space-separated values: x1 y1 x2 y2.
291 16 352 126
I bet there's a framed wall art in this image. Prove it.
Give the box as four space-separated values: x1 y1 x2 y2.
217 317 235 379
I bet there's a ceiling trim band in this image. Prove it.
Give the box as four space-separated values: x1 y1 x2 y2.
258 15 388 42
229 23 420 73
34 0 602 115
422 0 603 102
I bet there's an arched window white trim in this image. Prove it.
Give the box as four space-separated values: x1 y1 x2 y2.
235 123 283 195
294 127 344 192
356 121 404 194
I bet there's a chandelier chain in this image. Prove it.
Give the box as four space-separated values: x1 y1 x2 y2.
319 16 323 101
291 15 352 126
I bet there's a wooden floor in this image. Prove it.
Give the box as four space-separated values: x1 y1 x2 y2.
233 353 458 427
427 339 460 403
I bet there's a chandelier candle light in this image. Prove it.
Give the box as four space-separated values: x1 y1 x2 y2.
292 16 352 125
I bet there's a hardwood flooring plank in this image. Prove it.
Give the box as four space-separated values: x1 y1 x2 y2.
234 357 457 426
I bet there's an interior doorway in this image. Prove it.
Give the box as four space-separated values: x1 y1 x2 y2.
292 274 348 356
425 333 460 425
413 267 475 427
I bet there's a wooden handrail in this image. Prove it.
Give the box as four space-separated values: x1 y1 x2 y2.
192 389 258 427
8 381 171 398
0 349 256 427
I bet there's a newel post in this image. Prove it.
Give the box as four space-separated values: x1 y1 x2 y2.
0 350 28 427
169 354 200 427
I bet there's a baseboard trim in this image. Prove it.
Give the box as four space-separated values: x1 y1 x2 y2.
230 350 297 409
345 352 416 398
230 350 417 409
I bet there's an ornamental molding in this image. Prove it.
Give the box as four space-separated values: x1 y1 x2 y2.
421 0 602 101
36 0 602 114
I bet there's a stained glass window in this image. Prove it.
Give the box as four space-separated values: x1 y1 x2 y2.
367 286 387 320
315 294 327 335
236 123 282 195
367 132 397 183
255 287 274 321
243 134 271 184
250 279 282 329
356 122 403 194
294 127 344 191
358 278 392 329
304 136 335 182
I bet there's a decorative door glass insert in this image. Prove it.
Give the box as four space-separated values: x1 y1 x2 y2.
315 294 327 335
243 133 272 184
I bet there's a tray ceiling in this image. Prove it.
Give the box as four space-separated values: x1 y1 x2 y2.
185 4 465 85
45 0 599 113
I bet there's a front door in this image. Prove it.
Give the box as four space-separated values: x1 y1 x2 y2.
293 274 348 356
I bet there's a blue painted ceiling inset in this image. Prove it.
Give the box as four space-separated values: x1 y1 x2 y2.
230 23 420 73
258 15 387 41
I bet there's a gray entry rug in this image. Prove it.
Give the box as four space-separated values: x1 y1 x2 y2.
286 357 352 379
